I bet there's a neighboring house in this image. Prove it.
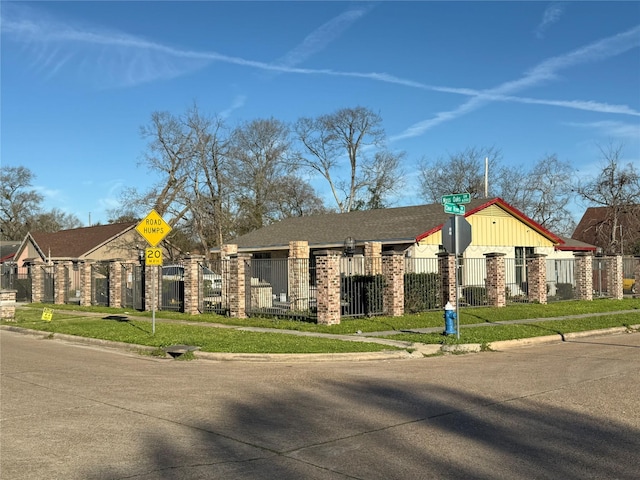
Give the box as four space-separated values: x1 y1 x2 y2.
553 236 597 259
13 222 140 267
0 240 22 264
220 197 587 261
572 205 640 255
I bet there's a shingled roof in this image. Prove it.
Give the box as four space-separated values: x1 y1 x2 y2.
226 198 561 252
27 222 137 259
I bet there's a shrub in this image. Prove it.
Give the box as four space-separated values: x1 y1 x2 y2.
556 283 574 300
341 274 384 316
404 272 440 312
462 286 487 306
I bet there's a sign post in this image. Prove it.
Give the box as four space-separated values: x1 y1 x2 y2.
136 210 172 334
441 214 472 339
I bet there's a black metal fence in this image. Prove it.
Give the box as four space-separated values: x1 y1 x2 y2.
42 265 55 304
91 262 109 306
243 258 317 321
0 266 31 302
404 258 440 312
340 257 384 318
546 259 576 302
121 263 144 310
4 255 636 316
200 260 230 315
64 263 82 304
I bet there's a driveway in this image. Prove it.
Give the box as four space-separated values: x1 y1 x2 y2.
1 330 639 479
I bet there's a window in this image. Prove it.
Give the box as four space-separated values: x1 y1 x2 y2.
515 247 535 287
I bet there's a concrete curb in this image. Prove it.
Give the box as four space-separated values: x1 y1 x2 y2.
194 350 414 362
489 325 639 351
2 323 639 361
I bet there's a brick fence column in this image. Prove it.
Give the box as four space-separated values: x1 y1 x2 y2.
54 261 71 305
314 250 341 325
382 251 404 317
527 254 547 304
108 260 124 308
220 244 237 310
607 255 623 300
221 244 238 258
144 264 160 312
0 290 17 321
485 253 506 307
28 260 44 303
364 241 382 276
79 260 94 306
438 252 457 306
288 241 310 311
183 254 205 315
574 252 593 301
229 253 250 318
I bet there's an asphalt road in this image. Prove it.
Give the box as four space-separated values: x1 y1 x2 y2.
1 330 639 480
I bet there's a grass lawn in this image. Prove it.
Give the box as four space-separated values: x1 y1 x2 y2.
5 298 639 354
6 308 399 354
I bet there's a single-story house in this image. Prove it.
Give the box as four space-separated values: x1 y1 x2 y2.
217 198 597 297
13 222 141 267
218 197 593 261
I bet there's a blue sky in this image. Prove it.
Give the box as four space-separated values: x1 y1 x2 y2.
2 1 639 227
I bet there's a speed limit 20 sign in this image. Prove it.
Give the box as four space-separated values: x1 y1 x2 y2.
145 248 163 266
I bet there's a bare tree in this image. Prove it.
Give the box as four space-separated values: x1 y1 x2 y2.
0 166 43 239
227 118 297 234
418 146 502 203
574 143 640 253
295 106 402 212
0 166 81 239
498 154 576 236
183 106 233 253
271 175 328 219
31 209 82 233
138 110 193 224
352 150 406 210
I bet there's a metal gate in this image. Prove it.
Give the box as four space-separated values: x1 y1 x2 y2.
593 256 613 298
91 262 109 306
200 260 230 315
245 258 316 321
121 264 144 310
42 265 55 303
340 256 384 318
64 263 82 304
1 266 32 302
0 264 32 302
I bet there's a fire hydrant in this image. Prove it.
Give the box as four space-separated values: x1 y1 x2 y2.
444 301 457 335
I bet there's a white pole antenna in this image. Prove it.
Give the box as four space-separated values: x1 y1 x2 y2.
484 157 489 198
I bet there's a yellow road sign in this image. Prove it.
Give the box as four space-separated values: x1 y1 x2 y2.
145 248 163 266
136 209 172 247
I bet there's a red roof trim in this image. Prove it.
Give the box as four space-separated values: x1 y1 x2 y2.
0 253 15 263
415 197 563 244
416 223 445 243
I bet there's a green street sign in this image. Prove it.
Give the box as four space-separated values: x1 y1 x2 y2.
441 193 471 205
444 203 466 215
